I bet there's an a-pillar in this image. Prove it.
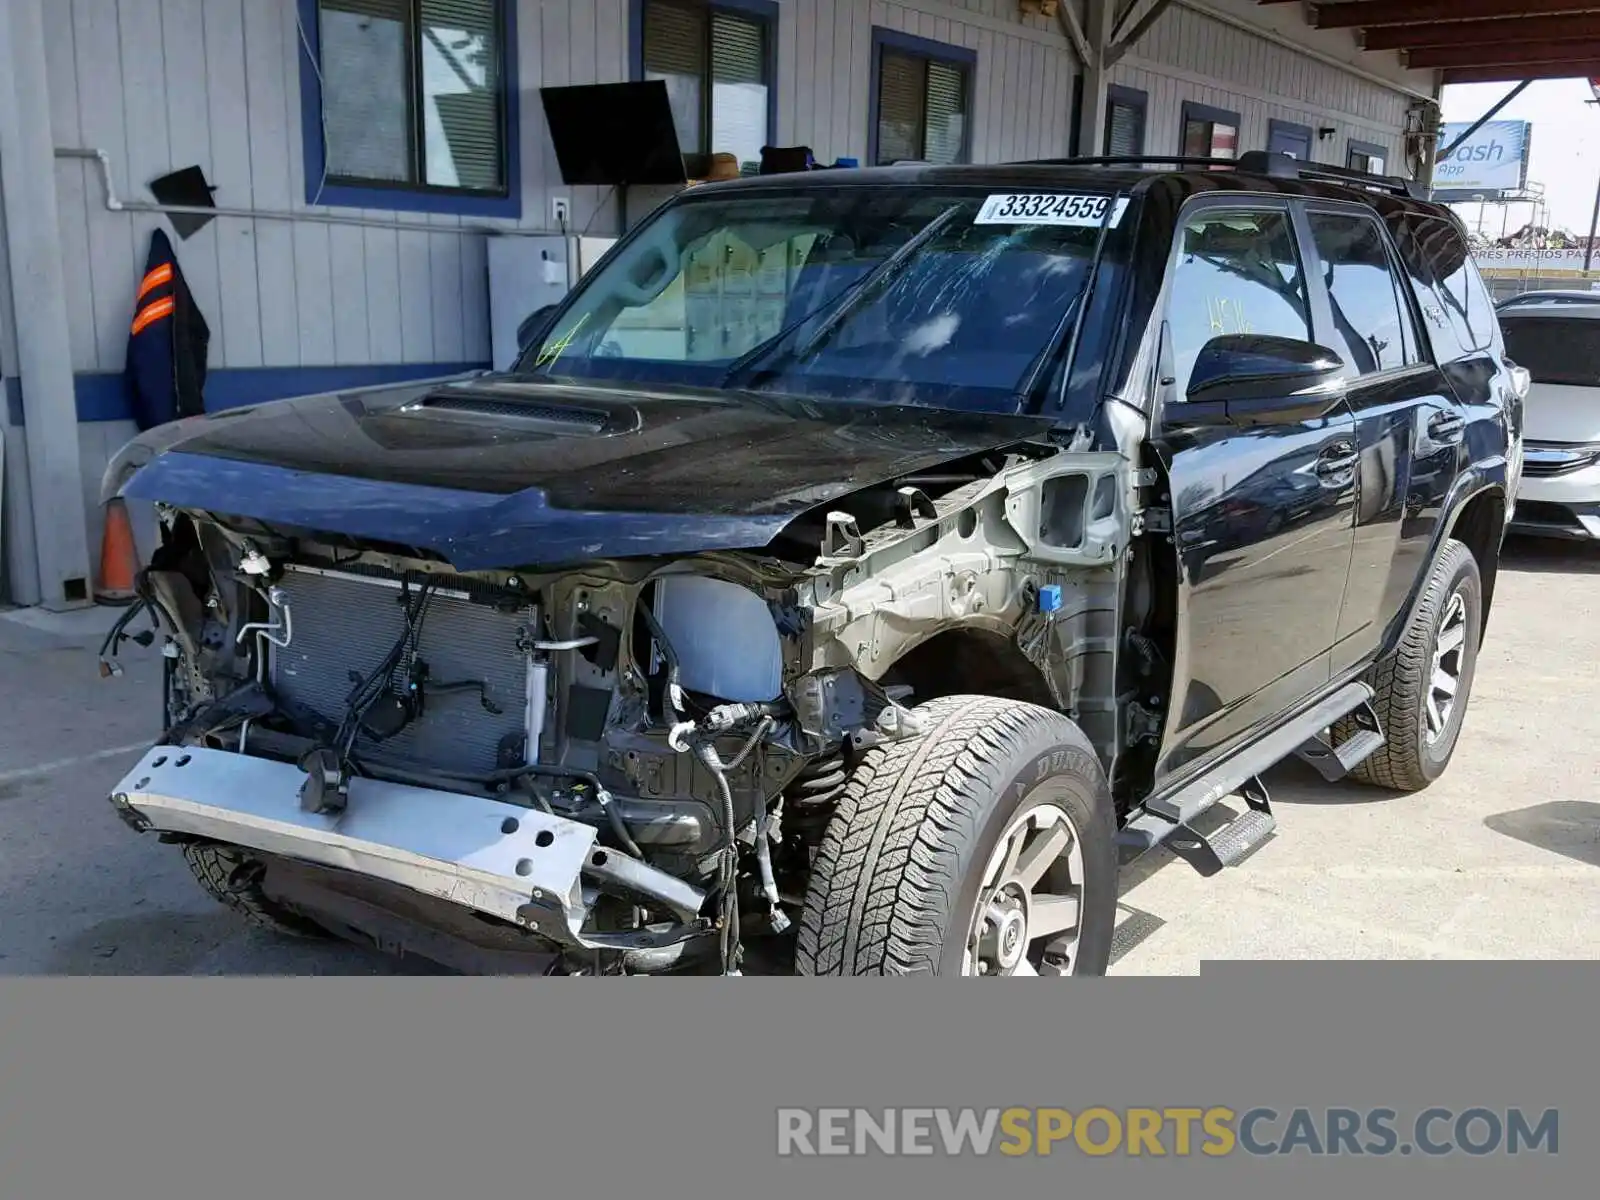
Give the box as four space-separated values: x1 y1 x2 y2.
0 0 92 608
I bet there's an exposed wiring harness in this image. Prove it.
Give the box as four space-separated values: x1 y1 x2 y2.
641 598 788 973
336 575 435 764
300 575 436 814
97 595 161 676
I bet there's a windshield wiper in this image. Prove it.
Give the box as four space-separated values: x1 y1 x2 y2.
719 204 965 389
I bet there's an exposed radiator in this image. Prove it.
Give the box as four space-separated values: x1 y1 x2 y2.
268 565 537 774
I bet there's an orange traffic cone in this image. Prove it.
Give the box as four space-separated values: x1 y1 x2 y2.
95 496 139 606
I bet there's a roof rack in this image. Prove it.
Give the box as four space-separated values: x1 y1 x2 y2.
1007 151 1428 202
1236 152 1429 201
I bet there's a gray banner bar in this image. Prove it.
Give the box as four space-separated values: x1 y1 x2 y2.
0 968 1593 1198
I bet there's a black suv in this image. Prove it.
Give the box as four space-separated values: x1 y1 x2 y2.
101 151 1523 977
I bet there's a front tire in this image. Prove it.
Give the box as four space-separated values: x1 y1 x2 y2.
1339 538 1483 791
795 695 1117 977
181 842 334 940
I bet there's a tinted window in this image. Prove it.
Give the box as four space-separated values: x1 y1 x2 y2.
1422 217 1491 355
1382 213 1491 361
1168 208 1311 394
1454 255 1499 350
1501 317 1600 386
1308 211 1416 375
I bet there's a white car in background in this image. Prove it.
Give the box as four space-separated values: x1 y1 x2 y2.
1500 298 1600 541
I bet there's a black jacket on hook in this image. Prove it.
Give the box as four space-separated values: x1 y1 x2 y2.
124 227 210 431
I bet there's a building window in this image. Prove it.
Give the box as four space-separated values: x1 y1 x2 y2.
1180 101 1240 160
1348 139 1387 175
298 0 519 216
1104 85 1147 156
1267 119 1313 161
870 28 975 166
637 0 776 170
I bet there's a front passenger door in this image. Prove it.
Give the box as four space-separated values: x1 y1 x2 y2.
1150 202 1359 786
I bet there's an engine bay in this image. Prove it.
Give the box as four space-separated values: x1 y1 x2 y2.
101 441 1139 975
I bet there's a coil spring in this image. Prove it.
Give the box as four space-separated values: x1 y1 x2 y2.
784 750 850 839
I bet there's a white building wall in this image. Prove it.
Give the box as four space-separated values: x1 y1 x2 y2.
10 0 1433 603
1117 0 1429 170
44 0 1078 382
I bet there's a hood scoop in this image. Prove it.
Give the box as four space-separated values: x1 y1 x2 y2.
398 389 626 435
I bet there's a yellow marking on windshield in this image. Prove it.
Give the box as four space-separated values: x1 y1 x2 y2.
1205 296 1253 336
535 312 590 367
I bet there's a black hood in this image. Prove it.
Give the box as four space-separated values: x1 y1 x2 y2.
118 376 1055 570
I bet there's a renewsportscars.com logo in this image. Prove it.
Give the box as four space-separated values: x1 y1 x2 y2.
777 1106 1560 1159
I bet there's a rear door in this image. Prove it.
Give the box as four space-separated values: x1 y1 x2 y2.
1298 204 1462 678
1150 199 1359 785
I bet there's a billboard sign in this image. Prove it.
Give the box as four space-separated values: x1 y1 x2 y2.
1472 247 1600 278
1432 120 1532 196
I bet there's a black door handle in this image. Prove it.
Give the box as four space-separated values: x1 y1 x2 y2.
1428 411 1466 442
1315 440 1358 478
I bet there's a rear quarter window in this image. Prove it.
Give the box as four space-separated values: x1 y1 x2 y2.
1500 316 1600 386
1388 213 1494 360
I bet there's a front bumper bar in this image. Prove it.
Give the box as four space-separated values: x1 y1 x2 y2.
1507 499 1600 541
108 746 706 951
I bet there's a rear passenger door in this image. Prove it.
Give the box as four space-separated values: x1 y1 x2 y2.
1302 205 1463 678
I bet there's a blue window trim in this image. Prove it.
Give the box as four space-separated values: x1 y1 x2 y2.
1104 84 1148 155
628 0 780 156
867 27 977 167
1267 118 1313 155
295 0 522 218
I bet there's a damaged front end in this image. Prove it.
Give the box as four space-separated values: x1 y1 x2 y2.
104 433 1132 976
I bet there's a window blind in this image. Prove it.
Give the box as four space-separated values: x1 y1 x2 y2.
711 11 763 84
1106 101 1142 157
644 0 708 154
711 12 768 164
644 1 707 76
876 48 925 164
923 60 966 164
421 0 503 190
320 0 413 183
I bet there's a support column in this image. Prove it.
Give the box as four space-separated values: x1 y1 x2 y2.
1072 0 1114 159
0 0 92 609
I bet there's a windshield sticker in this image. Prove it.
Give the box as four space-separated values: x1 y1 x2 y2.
534 311 590 368
974 194 1129 228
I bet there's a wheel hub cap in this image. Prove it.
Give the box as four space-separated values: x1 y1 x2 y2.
965 800 1085 977
1426 590 1467 745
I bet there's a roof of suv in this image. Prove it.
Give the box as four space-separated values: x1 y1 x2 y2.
685 153 1457 225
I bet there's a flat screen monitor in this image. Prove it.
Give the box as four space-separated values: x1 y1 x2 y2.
539 81 688 188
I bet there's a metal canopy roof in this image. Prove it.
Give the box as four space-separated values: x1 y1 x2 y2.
1258 0 1600 83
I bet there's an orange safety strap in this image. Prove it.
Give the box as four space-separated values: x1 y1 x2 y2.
135 262 173 302
130 295 175 336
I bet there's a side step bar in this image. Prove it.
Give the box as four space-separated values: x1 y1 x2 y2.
1117 680 1374 874
1294 698 1385 781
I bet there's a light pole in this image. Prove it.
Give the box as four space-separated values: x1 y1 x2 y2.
1585 86 1600 274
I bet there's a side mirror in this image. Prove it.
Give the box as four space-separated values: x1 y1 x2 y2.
517 304 560 352
1174 334 1349 428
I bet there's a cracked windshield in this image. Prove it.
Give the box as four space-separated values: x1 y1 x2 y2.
519 188 1125 412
